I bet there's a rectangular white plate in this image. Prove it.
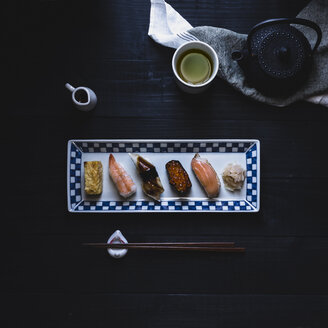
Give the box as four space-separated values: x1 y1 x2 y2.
67 139 260 213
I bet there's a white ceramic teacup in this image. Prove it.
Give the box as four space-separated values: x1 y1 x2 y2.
65 83 97 111
172 41 219 94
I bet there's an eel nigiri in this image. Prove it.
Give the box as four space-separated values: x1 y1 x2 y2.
191 153 220 198
108 154 136 198
129 153 164 201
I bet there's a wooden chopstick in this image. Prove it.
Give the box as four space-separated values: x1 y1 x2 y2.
82 242 245 252
83 242 235 247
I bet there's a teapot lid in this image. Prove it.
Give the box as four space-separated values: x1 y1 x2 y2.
258 28 310 79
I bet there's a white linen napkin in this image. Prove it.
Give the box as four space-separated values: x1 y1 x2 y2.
148 0 198 49
148 0 328 108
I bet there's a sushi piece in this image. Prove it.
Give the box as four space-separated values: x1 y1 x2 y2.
84 161 103 195
222 163 245 191
129 153 164 201
166 160 192 194
108 154 136 198
191 153 220 198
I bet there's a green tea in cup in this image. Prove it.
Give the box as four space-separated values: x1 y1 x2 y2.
176 49 213 85
172 41 219 93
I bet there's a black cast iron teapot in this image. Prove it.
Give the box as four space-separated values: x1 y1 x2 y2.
232 18 322 97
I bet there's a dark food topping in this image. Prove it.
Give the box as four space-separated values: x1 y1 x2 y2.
166 160 192 194
136 156 164 199
143 178 164 197
137 157 159 182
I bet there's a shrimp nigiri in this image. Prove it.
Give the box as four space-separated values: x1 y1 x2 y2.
108 154 136 198
191 153 220 198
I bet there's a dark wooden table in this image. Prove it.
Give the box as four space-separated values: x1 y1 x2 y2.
4 0 328 327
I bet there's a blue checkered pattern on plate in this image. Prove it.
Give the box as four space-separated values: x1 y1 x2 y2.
246 143 258 209
75 141 252 153
75 200 253 211
69 143 82 209
68 141 259 212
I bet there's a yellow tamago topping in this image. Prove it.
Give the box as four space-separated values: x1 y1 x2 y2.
84 161 103 195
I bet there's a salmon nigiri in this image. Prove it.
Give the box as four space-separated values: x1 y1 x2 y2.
109 154 136 198
191 153 220 198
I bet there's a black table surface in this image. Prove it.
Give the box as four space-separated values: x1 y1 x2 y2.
4 0 328 327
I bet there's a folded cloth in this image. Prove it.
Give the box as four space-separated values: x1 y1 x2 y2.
148 0 328 108
148 0 198 48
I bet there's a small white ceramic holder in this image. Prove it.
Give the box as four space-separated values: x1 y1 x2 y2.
65 83 97 111
107 230 128 259
172 41 219 94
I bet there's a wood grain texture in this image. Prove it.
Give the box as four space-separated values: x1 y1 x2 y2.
3 0 328 327
3 293 328 328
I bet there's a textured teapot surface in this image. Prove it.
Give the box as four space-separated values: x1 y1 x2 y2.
232 18 322 97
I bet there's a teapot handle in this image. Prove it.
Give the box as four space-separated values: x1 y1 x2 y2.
247 18 322 54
